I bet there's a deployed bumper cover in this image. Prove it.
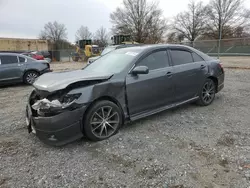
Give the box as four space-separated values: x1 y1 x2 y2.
26 103 87 146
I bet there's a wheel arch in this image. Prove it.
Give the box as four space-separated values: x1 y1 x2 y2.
82 96 126 131
207 76 218 92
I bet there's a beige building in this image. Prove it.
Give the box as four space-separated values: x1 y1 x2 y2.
0 37 48 51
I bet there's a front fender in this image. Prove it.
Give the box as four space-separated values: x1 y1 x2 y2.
68 80 128 117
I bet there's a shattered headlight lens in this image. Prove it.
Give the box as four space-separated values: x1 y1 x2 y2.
62 93 82 104
32 93 82 111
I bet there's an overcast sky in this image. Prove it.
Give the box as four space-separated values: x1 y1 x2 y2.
0 0 250 42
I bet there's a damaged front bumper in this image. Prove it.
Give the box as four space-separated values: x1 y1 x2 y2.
26 103 87 146
26 91 88 146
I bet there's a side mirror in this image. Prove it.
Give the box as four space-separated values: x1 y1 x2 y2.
131 66 149 75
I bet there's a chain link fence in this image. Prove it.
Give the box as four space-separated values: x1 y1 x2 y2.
172 37 250 57
1 38 250 62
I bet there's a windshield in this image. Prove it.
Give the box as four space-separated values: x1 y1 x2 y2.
101 46 116 56
84 48 142 74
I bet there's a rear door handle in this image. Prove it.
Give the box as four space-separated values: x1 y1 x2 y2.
201 65 206 69
166 72 172 77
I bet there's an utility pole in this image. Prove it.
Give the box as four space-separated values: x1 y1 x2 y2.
218 0 223 59
218 22 222 59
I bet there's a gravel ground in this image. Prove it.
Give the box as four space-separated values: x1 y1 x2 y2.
1 63 250 187
219 56 250 69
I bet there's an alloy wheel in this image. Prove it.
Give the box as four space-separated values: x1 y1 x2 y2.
26 72 38 84
202 80 215 104
90 106 120 139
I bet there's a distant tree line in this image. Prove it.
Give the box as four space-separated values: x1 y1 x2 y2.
39 0 250 49
168 0 250 43
39 21 109 49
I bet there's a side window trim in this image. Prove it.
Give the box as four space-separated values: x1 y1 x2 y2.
166 49 173 66
134 49 169 72
169 48 194 66
18 56 27 63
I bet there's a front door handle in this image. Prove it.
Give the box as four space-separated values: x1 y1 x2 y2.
200 65 206 69
166 72 172 78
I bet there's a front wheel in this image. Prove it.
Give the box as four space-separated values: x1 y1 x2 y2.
83 101 122 141
197 78 216 106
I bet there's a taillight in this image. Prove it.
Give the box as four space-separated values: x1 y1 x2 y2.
218 62 224 72
43 63 50 69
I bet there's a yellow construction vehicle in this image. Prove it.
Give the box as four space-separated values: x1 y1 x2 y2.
72 40 101 62
111 35 139 45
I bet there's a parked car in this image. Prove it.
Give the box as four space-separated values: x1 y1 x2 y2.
36 51 52 63
38 51 51 59
26 44 224 146
22 52 44 60
87 44 142 64
0 53 52 85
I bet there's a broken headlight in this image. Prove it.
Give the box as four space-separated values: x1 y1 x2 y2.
32 93 82 111
62 93 82 104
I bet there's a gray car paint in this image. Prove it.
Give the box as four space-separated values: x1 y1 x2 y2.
0 53 50 85
33 70 113 92
27 44 224 146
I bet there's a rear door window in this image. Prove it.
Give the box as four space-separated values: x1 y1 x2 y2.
0 55 18 65
170 50 193 66
18 56 26 63
192 52 204 62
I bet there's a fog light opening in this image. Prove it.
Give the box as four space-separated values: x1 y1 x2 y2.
48 135 57 141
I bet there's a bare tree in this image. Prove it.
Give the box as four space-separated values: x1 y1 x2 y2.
94 26 109 47
167 32 185 43
110 0 167 43
172 1 207 43
39 21 67 43
75 26 92 41
204 0 250 39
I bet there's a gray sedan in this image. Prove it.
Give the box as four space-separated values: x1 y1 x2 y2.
0 53 52 85
26 44 224 146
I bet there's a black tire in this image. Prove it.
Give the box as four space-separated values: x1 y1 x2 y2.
83 100 122 141
197 78 216 106
23 71 39 84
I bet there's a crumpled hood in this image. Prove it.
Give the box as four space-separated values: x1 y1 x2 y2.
33 69 113 92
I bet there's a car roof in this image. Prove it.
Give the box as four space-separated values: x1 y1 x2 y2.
0 52 36 59
113 44 212 60
0 52 24 56
120 44 186 50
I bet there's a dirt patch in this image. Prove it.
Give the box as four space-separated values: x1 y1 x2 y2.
0 138 19 155
217 133 236 147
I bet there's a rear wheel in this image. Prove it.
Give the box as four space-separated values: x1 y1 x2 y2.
23 71 39 84
83 100 122 141
197 78 216 106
